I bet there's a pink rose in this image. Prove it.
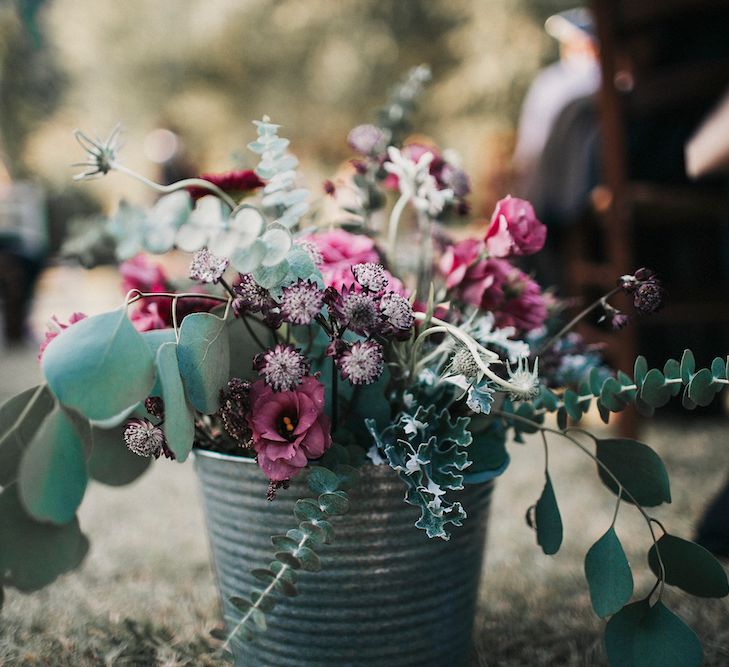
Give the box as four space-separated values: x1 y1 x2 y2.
485 196 546 257
247 376 332 482
38 313 87 361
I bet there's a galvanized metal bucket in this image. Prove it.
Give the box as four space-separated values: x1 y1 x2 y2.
194 449 494 667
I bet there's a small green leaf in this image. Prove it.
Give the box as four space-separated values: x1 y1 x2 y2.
639 369 671 408
0 385 55 486
156 342 195 461
319 491 350 515
253 259 289 289
270 560 298 583
274 551 302 570
229 596 251 612
535 473 562 555
589 367 604 396
87 423 151 486
298 521 327 545
250 568 275 585
271 535 299 552
333 463 359 490
600 377 627 412
295 546 321 571
596 438 671 507
663 359 682 397
563 390 582 421
250 589 276 612
42 308 155 422
711 356 725 380
634 356 648 387
249 607 267 631
556 407 568 430
585 526 633 618
307 466 339 494
538 386 560 411
687 368 719 407
293 498 326 522
18 407 88 525
680 349 695 383
648 534 729 598
681 386 697 410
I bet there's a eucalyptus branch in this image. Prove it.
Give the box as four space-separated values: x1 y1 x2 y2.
111 163 237 210
492 408 667 594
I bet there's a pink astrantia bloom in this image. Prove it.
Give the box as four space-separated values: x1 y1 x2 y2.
247 376 332 482
485 196 546 258
38 312 87 361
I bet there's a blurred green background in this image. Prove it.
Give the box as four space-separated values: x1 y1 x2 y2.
0 0 574 245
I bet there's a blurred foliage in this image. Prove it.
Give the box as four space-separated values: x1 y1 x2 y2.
2 0 575 214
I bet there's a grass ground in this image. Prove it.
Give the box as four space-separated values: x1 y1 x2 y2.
1 406 727 666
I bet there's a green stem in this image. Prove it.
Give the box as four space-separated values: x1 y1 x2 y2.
112 162 237 210
387 193 409 260
536 286 623 357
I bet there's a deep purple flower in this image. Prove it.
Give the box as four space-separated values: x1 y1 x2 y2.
233 273 272 315
124 418 166 458
145 396 165 419
279 279 324 325
337 340 384 385
254 344 310 392
217 378 252 446
352 263 389 292
189 248 229 284
634 282 666 314
247 376 332 482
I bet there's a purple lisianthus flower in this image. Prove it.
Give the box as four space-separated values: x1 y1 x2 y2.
247 376 332 482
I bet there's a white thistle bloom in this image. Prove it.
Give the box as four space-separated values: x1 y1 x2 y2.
471 313 530 363
72 125 122 180
383 146 453 217
506 357 540 401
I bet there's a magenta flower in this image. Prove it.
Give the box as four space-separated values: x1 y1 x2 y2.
485 196 546 258
247 377 332 482
309 229 380 289
38 312 87 361
120 254 168 295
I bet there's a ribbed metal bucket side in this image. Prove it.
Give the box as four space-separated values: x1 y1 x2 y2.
194 449 494 667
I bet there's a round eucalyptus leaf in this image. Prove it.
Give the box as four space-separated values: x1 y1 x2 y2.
229 595 252 612
710 356 726 380
260 227 292 267
250 607 267 631
177 312 230 415
230 238 266 274
680 349 696 384
319 491 350 515
18 407 88 525
634 356 648 387
308 467 340 495
298 521 327 545
271 535 299 553
87 423 151 486
585 526 633 618
0 485 89 592
633 602 702 667
599 377 627 413
250 589 276 613
0 385 55 486
595 438 671 507
230 206 264 246
274 551 302 570
42 308 155 422
293 498 326 522
639 369 671 408
252 259 289 290
155 342 195 461
648 533 729 598
296 546 321 572
687 368 719 407
175 195 224 252
534 473 562 555
270 559 298 584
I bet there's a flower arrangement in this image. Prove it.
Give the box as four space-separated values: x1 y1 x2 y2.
1 66 727 667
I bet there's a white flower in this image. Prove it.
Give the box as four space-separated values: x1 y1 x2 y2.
506 357 540 401
471 313 530 363
383 146 453 217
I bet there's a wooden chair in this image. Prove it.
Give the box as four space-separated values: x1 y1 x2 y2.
567 0 729 431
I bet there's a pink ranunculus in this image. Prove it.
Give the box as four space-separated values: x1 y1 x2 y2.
309 229 379 289
485 196 546 258
130 301 168 332
38 312 87 361
247 376 332 482
438 238 485 291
